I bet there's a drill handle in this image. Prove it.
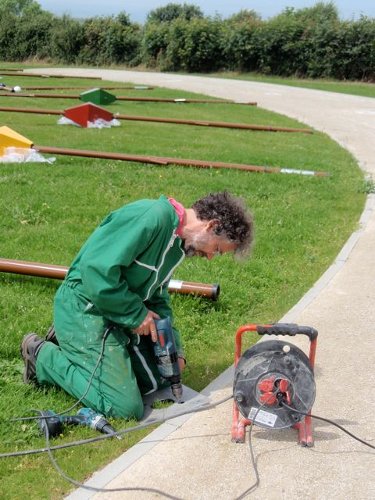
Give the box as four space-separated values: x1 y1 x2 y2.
37 410 63 438
62 415 86 426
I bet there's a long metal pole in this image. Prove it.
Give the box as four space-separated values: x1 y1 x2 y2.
0 72 99 79
0 92 257 105
116 113 312 134
34 145 329 176
0 106 61 115
21 86 154 91
0 67 23 71
0 258 220 300
0 105 312 134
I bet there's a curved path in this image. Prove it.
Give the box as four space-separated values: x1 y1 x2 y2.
31 69 375 499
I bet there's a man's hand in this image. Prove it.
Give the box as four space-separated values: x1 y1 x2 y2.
133 310 160 342
178 356 186 372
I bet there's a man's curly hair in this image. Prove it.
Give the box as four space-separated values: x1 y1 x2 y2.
192 191 254 257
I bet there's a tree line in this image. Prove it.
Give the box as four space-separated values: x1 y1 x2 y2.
0 1 373 81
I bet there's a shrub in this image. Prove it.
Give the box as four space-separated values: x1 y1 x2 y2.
0 11 17 60
221 11 261 71
0 5 54 60
78 14 141 66
50 15 84 64
164 17 224 72
331 17 375 80
141 21 170 67
146 2 203 23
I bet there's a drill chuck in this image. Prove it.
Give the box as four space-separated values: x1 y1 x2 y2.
171 381 183 401
77 408 121 439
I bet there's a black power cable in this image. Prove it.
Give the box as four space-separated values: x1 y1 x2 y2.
234 397 375 499
281 402 375 450
40 408 183 500
2 394 233 496
2 392 374 495
1 394 233 458
234 402 269 500
4 331 375 496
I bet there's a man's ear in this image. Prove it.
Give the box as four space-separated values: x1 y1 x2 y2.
206 219 221 233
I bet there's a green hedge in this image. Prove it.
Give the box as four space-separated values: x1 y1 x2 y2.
0 1 373 80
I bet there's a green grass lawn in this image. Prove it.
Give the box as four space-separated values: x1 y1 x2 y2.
0 73 367 498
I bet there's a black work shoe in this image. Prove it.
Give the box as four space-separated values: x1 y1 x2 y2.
45 325 58 345
20 333 45 384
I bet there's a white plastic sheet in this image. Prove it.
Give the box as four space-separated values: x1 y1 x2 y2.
57 116 121 128
0 147 56 163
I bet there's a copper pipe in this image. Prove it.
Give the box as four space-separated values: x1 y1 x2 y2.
116 113 312 134
0 105 312 134
0 259 67 279
0 92 256 105
22 86 154 90
34 145 281 172
0 258 220 300
168 279 219 300
0 72 99 79
0 92 91 97
34 145 329 176
0 106 61 115
115 96 257 105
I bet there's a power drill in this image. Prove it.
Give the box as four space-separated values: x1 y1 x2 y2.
38 407 120 439
154 317 183 402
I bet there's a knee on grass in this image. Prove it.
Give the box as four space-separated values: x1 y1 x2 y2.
107 396 145 421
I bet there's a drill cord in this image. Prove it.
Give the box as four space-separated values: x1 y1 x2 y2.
2 394 233 458
6 332 375 496
281 402 375 450
41 406 182 499
2 394 233 497
2 393 375 497
234 391 282 499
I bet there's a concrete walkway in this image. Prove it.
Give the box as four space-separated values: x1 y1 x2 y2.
31 69 375 499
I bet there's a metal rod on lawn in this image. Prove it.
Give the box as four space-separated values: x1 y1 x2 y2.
0 105 312 134
0 258 220 300
21 86 155 91
0 72 99 79
116 113 312 134
0 106 61 115
34 145 329 176
0 92 257 105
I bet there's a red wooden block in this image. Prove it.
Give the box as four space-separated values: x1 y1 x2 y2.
64 102 114 128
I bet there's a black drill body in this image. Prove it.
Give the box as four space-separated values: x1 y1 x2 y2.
153 317 183 401
38 407 119 439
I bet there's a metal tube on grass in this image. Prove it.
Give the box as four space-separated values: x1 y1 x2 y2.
34 145 329 177
0 105 312 134
0 258 220 300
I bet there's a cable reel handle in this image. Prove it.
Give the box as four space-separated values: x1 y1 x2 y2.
256 323 318 340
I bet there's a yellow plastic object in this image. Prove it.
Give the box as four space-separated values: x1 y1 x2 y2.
0 126 33 156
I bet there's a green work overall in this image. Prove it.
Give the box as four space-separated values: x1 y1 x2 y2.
35 196 185 419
